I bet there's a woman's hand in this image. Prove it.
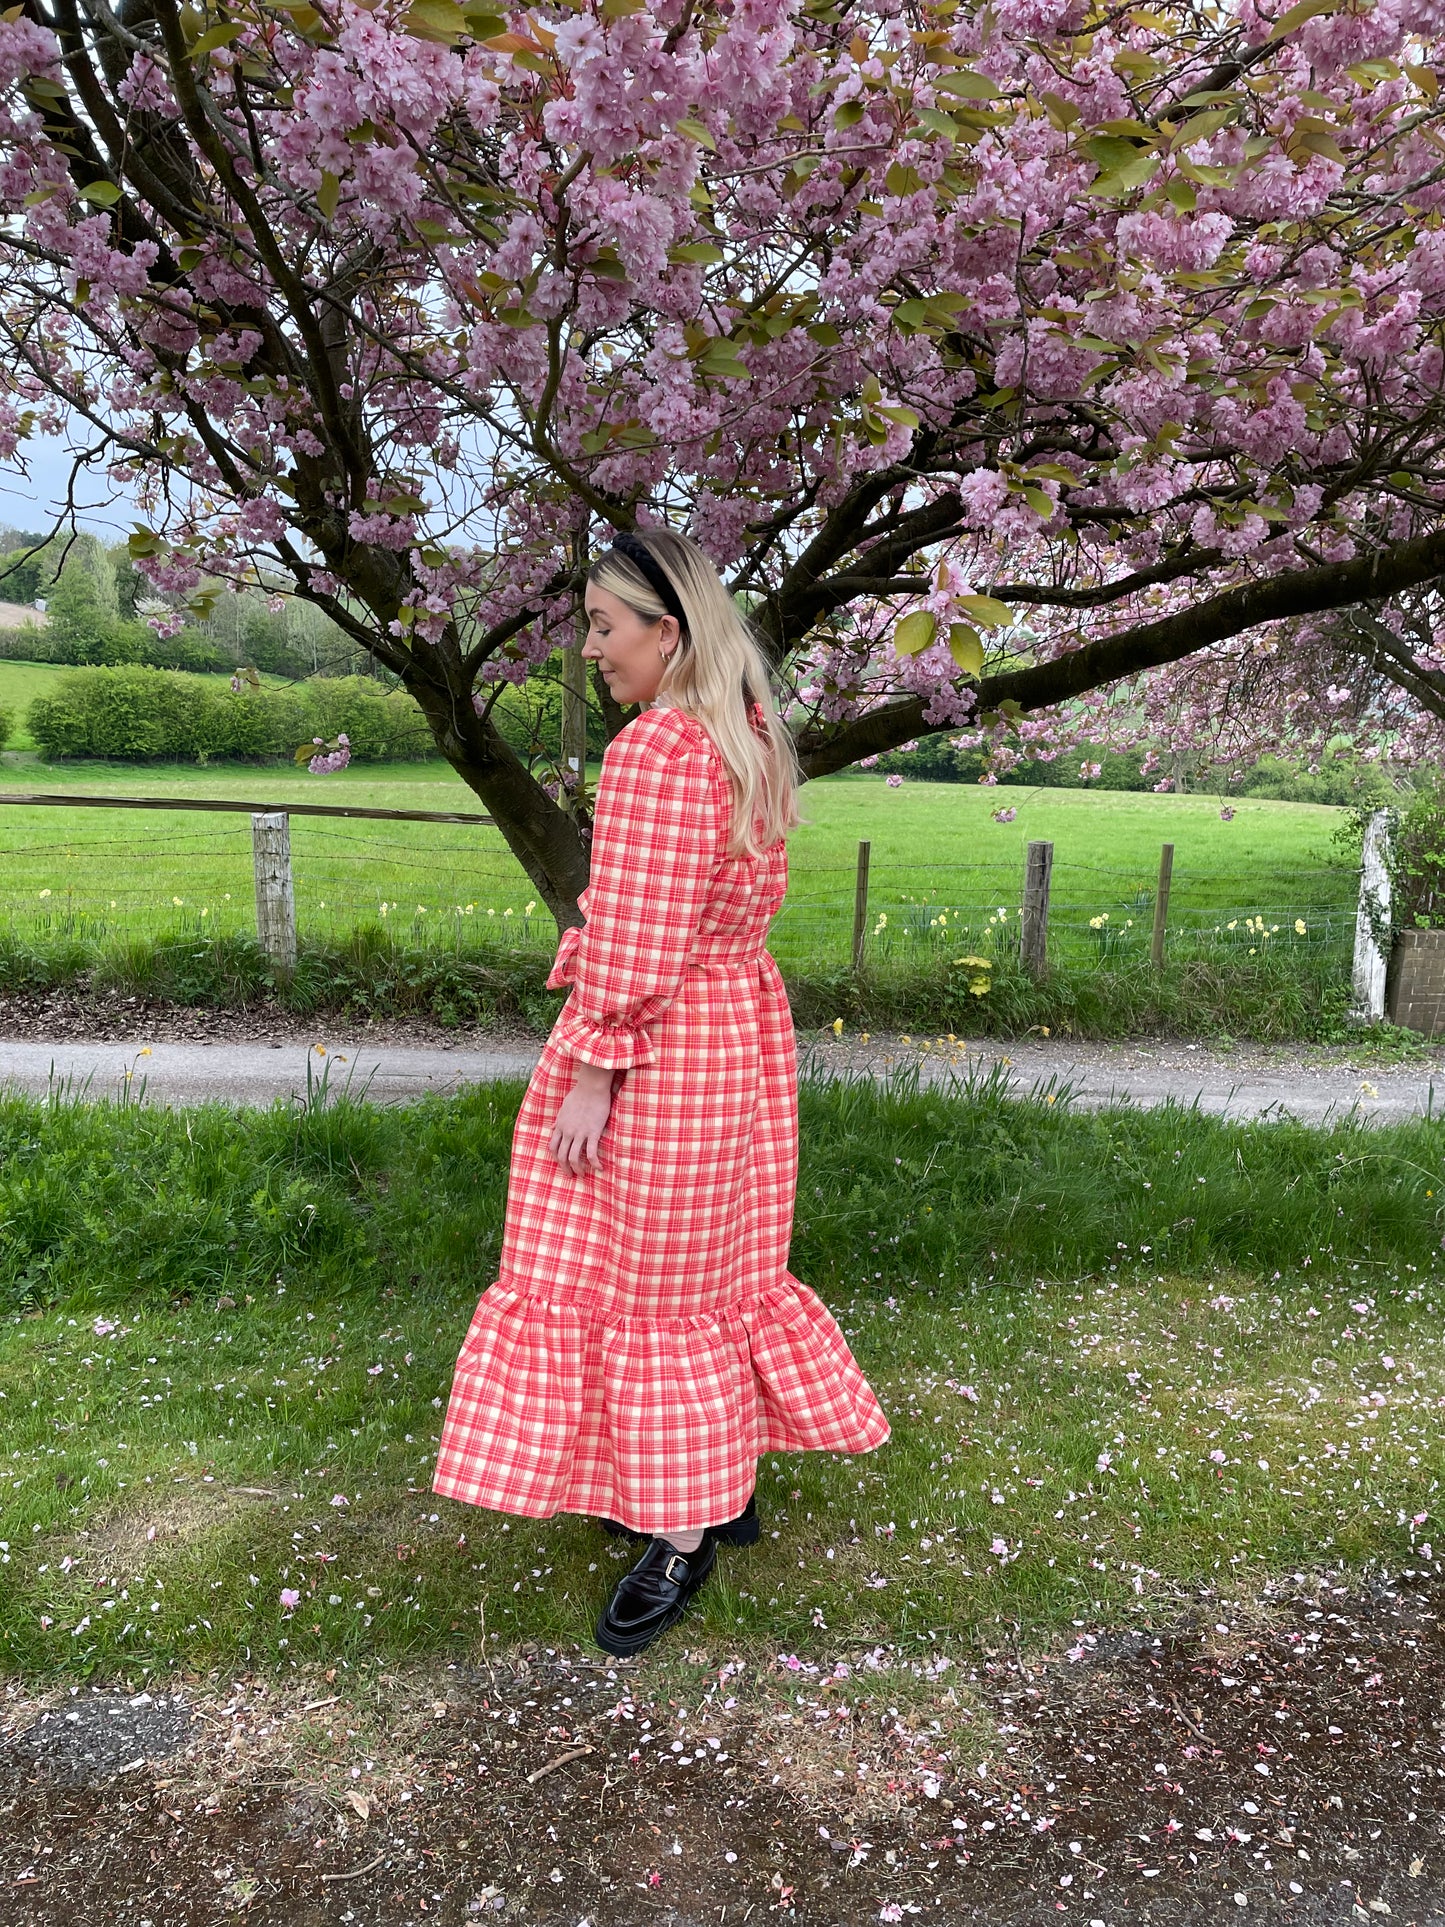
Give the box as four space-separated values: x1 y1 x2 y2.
549 1059 618 1175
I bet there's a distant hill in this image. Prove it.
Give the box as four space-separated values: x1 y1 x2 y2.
0 600 45 629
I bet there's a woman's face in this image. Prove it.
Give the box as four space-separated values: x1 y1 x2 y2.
581 581 682 707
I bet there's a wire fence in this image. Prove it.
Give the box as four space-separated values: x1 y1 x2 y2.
0 796 1362 975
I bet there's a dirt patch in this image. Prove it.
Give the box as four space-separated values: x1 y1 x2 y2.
0 989 543 1051
3 1569 1444 1923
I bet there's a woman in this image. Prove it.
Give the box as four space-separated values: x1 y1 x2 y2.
432 525 890 1658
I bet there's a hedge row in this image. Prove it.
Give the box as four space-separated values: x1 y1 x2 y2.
27 667 440 764
0 623 233 672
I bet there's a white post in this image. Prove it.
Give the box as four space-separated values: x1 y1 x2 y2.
252 811 296 977
1350 808 1391 1024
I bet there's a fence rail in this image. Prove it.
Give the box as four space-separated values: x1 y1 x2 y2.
0 792 1366 983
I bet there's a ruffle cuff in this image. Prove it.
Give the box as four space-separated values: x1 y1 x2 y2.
551 1003 658 1070
546 923 659 1068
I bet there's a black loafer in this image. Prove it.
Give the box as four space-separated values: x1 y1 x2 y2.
598 1488 760 1548
594 1533 718 1657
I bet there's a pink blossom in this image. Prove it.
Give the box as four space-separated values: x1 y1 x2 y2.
885 773 903 787
280 1588 301 1612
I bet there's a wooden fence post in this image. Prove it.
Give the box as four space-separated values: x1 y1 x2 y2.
1020 840 1052 978
1150 843 1175 970
252 811 296 977
1351 808 1391 1023
852 838 871 972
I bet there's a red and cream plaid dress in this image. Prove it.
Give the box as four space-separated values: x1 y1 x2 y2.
432 700 890 1533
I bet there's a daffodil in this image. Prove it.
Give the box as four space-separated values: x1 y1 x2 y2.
832 1017 844 1036
1295 918 1307 935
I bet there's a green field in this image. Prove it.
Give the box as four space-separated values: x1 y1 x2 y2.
0 752 1358 970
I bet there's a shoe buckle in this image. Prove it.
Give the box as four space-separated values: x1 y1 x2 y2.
663 1552 687 1584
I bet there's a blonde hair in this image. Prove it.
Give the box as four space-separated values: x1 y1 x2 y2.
587 526 802 857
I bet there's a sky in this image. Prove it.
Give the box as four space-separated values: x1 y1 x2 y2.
0 434 142 543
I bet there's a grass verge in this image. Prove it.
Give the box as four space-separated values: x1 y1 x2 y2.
0 1069 1440 1686
0 920 1363 1042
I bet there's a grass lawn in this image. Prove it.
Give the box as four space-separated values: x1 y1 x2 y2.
0 754 1357 972
0 1070 1439 1685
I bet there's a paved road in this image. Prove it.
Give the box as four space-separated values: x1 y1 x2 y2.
2 1031 1443 1122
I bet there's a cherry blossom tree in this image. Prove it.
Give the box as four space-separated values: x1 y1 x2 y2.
2 0 1445 919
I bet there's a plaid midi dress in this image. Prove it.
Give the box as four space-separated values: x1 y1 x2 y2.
432 700 890 1534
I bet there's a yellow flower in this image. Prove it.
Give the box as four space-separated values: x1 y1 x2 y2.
901 1034 912 1045
832 1017 844 1036
313 1044 327 1055
860 1031 871 1043
503 907 514 917
201 907 209 918
138 1046 152 1057
172 896 183 906
38 888 50 899
380 903 389 917
1227 919 1238 931
525 900 536 915
466 903 475 914
1295 918 1307 935
1041 1026 1050 1037
417 904 427 914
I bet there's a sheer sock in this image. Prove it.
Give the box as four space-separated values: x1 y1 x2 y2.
661 1527 705 1553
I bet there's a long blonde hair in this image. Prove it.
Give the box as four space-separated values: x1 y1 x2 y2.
587 526 802 857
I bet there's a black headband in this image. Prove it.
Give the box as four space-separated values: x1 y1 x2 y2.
606 529 688 631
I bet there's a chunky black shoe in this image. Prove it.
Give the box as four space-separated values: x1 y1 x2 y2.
598 1488 760 1548
594 1533 718 1657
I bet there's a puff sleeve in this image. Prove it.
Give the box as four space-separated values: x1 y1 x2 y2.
545 710 725 1070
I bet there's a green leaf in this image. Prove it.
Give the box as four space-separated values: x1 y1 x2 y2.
78 181 122 207
948 624 984 676
1390 470 1418 488
462 8 506 33
1023 462 1077 485
127 527 164 559
192 20 246 52
884 162 924 196
1022 485 1054 516
674 118 716 150
912 108 958 140
668 241 724 264
834 99 867 129
403 0 466 41
602 0 645 13
1267 0 1341 39
932 69 1001 100
1168 106 1236 149
955 593 1012 630
894 610 937 656
316 171 340 221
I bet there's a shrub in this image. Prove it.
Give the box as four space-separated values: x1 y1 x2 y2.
27 666 439 764
0 701 11 750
